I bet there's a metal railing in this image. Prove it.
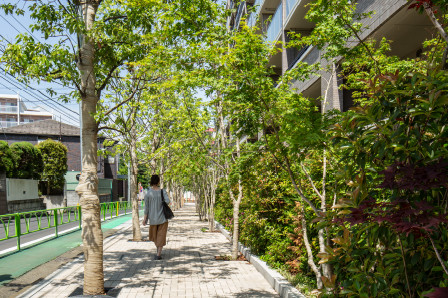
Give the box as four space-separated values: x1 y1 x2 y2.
266 3 282 43
0 106 18 113
247 0 263 28
0 201 133 252
288 45 311 69
285 0 298 23
0 121 18 128
234 1 246 30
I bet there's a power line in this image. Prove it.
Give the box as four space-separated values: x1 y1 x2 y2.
0 15 21 35
0 74 79 123
0 68 79 116
0 21 79 117
10 14 39 40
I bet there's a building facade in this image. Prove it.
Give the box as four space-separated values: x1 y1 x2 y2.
227 0 434 112
0 94 53 128
0 119 118 179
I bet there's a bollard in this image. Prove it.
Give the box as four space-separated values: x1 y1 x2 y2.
54 209 59 238
15 214 21 251
78 205 82 230
116 201 119 217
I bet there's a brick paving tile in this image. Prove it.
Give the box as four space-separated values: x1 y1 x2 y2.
19 204 279 298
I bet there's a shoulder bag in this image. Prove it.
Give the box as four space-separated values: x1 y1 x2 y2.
161 189 174 220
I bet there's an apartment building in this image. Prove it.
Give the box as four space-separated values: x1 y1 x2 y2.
0 94 53 128
227 0 434 112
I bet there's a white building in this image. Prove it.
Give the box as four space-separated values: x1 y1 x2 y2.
0 94 53 128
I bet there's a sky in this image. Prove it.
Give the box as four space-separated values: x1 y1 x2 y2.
0 2 82 127
0 1 214 128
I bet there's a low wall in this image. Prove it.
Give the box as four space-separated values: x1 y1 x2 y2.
66 190 112 206
0 172 7 215
8 198 46 214
43 195 66 209
66 190 79 206
6 179 38 202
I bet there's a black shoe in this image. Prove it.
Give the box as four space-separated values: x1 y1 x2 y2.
154 255 162 260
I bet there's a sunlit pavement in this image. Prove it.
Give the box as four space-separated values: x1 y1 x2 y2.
18 204 279 298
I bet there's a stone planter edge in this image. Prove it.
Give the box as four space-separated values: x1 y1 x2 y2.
214 220 306 298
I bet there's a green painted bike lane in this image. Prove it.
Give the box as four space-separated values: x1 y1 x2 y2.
0 212 140 286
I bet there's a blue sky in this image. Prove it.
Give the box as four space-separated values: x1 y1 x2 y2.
0 1 213 128
0 2 82 127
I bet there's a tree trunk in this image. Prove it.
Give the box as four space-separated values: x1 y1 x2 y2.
130 125 142 241
231 138 243 260
319 150 333 281
75 2 104 295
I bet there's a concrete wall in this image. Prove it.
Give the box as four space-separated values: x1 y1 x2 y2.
43 195 66 209
0 172 7 215
66 190 79 207
65 172 120 206
7 198 46 214
6 178 39 201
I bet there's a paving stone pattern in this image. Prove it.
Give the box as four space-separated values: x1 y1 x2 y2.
20 204 279 298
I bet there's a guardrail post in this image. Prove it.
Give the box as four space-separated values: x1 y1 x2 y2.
116 201 119 217
78 205 82 230
15 214 21 251
54 209 58 238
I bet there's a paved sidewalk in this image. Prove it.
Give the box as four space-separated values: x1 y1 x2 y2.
19 204 279 297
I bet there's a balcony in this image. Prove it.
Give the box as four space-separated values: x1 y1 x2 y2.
288 45 310 69
266 3 282 43
0 121 17 128
285 0 298 22
247 0 263 27
0 106 18 113
234 1 246 30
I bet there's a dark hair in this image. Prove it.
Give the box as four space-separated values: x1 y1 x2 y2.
150 175 160 186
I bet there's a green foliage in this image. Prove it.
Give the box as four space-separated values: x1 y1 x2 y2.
10 142 43 180
137 164 151 187
36 139 68 194
0 141 15 177
215 150 317 292
325 67 448 296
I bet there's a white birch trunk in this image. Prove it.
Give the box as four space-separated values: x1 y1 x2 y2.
75 1 104 295
130 124 142 241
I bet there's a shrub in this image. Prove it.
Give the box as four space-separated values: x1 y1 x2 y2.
0 140 15 177
10 141 43 179
36 139 68 195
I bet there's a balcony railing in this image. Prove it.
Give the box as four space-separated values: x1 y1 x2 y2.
285 0 298 23
234 1 246 29
0 121 18 128
288 45 310 69
266 3 282 43
0 106 18 113
247 0 262 27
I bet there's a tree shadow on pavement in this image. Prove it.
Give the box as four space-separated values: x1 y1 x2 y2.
230 288 278 297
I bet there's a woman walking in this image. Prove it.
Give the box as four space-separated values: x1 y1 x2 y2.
142 175 170 260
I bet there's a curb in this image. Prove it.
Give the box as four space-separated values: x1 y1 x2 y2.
215 221 307 298
17 220 134 298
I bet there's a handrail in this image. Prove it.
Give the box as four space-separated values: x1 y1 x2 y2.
266 3 282 43
0 201 133 252
247 0 262 28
